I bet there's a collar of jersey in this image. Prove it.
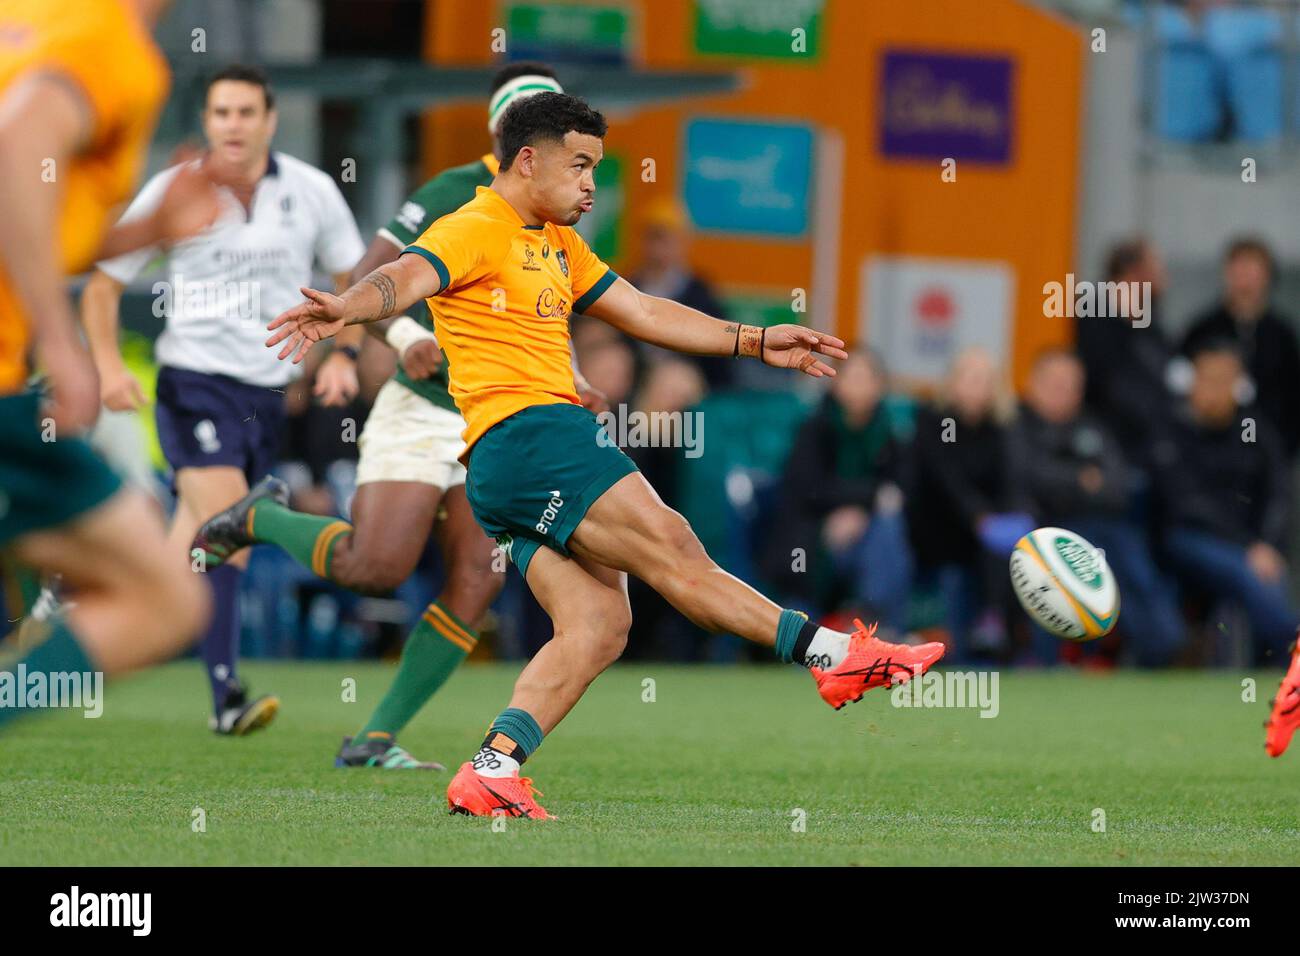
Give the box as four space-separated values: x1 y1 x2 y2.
473 185 546 231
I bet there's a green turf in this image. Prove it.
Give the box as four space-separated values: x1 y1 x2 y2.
1 661 1297 865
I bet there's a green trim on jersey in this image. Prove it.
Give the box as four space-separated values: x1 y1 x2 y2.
384 158 496 414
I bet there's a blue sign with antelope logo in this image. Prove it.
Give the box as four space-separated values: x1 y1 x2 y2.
682 118 813 238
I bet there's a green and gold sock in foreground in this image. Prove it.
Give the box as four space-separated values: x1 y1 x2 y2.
0 619 97 728
249 501 352 579
356 600 478 739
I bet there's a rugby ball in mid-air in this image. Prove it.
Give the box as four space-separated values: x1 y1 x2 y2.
1009 527 1119 641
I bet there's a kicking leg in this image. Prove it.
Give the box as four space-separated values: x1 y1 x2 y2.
569 473 944 708
446 547 628 818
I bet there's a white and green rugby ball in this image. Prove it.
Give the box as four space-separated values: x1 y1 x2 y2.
1009 527 1119 641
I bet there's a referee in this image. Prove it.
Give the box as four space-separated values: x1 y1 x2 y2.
82 65 365 734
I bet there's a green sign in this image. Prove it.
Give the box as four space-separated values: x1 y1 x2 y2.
693 0 823 61
506 2 630 63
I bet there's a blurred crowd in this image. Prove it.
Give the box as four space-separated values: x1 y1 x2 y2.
756 235 1299 669
89 208 1300 669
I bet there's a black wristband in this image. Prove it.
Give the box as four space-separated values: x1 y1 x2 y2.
337 344 360 361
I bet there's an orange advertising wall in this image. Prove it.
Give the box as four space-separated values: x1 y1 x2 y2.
422 0 1082 389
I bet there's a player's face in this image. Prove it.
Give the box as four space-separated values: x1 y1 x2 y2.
203 81 277 171
530 132 603 226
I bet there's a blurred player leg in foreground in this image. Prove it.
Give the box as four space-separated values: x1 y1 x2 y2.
0 0 216 728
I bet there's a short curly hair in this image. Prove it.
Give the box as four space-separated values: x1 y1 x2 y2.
497 92 607 172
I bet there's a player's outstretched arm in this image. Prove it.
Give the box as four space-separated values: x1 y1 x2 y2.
340 233 445 379
584 276 847 377
266 253 443 364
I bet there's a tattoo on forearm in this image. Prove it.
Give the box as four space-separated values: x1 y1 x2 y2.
362 271 398 320
722 323 739 334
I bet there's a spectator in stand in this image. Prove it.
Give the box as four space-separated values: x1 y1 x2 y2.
574 336 636 412
625 358 707 513
625 359 708 659
629 198 733 388
763 349 912 632
1153 341 1298 663
1076 237 1177 474
906 347 1026 662
1181 237 1300 457
1007 349 1185 666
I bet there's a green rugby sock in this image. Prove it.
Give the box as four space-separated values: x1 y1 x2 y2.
774 608 811 663
483 706 544 761
0 619 96 727
357 600 477 738
249 501 352 579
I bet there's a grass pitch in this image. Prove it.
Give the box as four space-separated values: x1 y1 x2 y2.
0 661 1295 865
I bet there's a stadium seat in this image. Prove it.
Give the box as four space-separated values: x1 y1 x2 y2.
1202 6 1284 61
1151 40 1222 142
1226 45 1283 141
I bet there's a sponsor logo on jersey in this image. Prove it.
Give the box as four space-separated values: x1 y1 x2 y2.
535 287 570 319
556 249 569 278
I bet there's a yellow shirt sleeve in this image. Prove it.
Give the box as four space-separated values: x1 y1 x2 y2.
403 213 498 294
38 6 168 158
560 227 619 313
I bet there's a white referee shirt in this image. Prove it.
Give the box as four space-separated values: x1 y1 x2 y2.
97 151 365 387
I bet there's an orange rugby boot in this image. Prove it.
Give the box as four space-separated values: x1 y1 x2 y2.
446 762 554 819
1265 637 1300 758
811 619 946 710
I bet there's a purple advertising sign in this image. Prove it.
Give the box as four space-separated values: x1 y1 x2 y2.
879 50 1014 163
